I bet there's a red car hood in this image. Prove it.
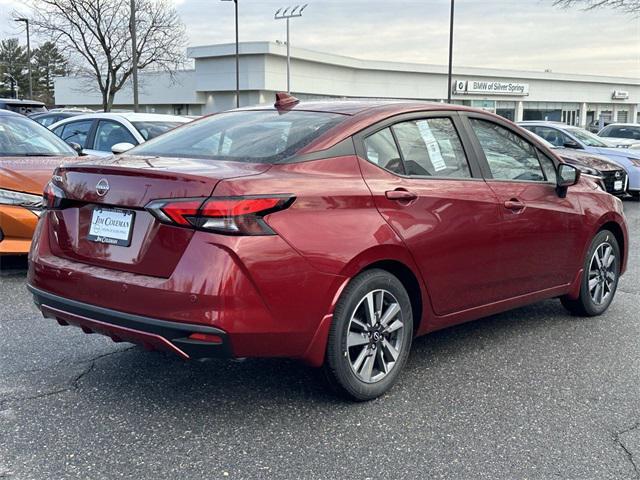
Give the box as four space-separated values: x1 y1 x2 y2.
0 156 79 195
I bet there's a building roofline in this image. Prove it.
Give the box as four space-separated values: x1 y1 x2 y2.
187 41 640 86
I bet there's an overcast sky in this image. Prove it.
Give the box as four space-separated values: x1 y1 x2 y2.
1 0 639 77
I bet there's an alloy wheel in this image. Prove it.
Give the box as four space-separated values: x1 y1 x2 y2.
346 289 405 383
588 242 617 306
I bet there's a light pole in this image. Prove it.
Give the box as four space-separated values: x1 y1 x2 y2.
221 0 240 108
274 4 307 93
14 18 32 100
446 0 454 104
130 0 139 112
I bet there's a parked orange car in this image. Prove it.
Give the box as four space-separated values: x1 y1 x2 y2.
0 110 78 255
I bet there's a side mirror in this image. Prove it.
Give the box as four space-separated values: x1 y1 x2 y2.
563 140 581 149
111 142 135 154
67 142 84 156
557 163 581 197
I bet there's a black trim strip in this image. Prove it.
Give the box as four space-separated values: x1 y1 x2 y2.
28 284 225 339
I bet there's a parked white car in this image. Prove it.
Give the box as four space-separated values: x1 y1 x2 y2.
597 123 640 149
49 112 191 157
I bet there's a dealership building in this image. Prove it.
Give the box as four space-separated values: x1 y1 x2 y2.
54 41 640 126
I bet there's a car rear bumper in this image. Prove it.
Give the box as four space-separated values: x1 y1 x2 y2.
27 214 345 364
28 284 233 359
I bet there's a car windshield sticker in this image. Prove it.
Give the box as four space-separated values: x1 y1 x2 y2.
417 120 447 171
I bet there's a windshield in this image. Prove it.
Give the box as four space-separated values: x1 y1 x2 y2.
129 110 347 163
0 116 77 157
132 121 185 141
565 127 610 147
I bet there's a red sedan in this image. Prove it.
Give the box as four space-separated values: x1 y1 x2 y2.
28 96 628 400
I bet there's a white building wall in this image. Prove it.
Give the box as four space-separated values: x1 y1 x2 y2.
54 42 640 123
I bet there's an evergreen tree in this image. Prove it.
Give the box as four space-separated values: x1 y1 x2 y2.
0 38 29 99
32 42 68 105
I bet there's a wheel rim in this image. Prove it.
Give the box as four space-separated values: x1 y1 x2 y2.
588 242 617 306
346 289 405 384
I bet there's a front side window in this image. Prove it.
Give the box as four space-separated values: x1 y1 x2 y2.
59 120 94 147
470 119 545 182
537 152 557 183
129 110 346 164
527 126 570 148
363 128 404 174
392 118 471 178
0 116 76 157
93 121 137 151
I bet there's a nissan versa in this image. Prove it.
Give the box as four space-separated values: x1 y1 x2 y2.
27 96 628 400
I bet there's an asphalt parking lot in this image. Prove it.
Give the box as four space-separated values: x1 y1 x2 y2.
0 200 639 480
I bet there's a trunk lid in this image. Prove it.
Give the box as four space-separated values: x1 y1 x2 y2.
48 155 270 277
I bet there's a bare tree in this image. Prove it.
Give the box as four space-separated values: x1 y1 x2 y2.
553 0 640 14
23 0 186 111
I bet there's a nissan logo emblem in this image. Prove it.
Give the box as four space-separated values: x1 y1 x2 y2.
96 179 110 197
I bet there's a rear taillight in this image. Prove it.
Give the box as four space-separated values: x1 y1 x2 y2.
43 181 65 209
145 195 294 235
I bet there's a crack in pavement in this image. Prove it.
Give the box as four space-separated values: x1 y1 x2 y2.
614 423 640 479
0 346 136 409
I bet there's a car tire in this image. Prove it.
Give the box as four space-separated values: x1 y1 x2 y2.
561 230 621 317
323 269 413 401
629 191 640 201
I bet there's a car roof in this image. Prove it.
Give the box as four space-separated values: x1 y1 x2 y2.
78 112 189 122
0 98 46 106
48 112 192 130
243 99 474 116
0 109 22 117
603 123 640 128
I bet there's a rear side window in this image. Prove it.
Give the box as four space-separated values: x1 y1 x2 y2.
470 119 545 182
364 128 404 174
128 110 346 163
93 121 137 151
392 118 471 178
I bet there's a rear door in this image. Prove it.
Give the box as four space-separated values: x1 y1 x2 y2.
356 112 505 317
463 114 584 297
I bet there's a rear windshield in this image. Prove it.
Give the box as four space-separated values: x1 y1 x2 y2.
3 103 47 115
132 121 184 141
128 110 346 163
602 126 640 140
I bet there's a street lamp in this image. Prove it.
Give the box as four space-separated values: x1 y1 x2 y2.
221 0 240 108
446 0 454 104
14 17 32 100
274 4 307 93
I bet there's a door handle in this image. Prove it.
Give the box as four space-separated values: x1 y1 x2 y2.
385 189 418 201
504 199 526 211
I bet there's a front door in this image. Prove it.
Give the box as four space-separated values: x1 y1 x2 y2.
356 113 504 317
464 116 584 298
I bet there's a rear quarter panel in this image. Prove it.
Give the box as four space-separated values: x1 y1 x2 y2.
212 155 432 334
